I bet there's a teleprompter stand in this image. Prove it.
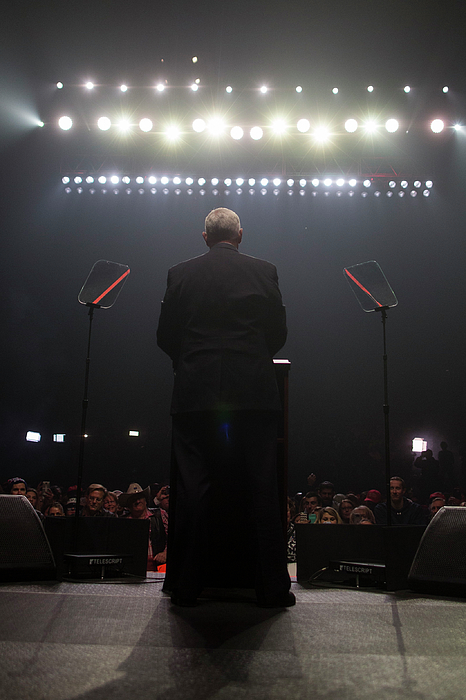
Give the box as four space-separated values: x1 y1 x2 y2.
344 261 398 525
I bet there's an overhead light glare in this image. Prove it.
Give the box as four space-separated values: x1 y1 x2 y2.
192 118 206 133
295 85 302 93
85 82 94 90
26 431 41 443
259 86 268 94
226 85 233 93
156 83 165 92
190 83 199 92
230 126 243 140
97 116 111 131
120 84 128 92
367 85 374 93
403 85 411 93
297 118 310 133
430 119 444 133
53 434 65 442
57 82 64 89
139 118 153 132
345 118 358 133
250 126 263 140
332 87 339 94
442 86 449 93
58 116 72 130
385 118 399 133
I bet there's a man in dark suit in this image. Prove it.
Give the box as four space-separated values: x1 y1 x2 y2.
157 207 293 607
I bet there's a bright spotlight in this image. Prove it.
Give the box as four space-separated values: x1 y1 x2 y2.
271 119 287 134
139 118 153 132
425 180 433 188
364 120 377 133
454 124 463 131
62 176 70 184
430 119 444 133
58 116 72 130
400 180 408 188
287 179 294 186
260 178 268 186
403 85 411 93
250 126 263 140
208 118 225 135
230 126 244 140
248 178 256 186
198 178 206 186
165 125 181 140
192 118 206 133
173 177 181 184
190 83 199 92
313 126 330 142
388 180 396 188
336 178 344 187
348 178 357 187
97 116 111 131
297 118 310 133
442 86 449 93
85 82 94 90
259 86 268 94
38 121 44 128
192 56 198 63
122 176 131 184
273 178 281 186
299 179 306 187
226 85 233 93
311 178 319 187
332 87 339 94
363 179 371 188
385 118 399 133
345 118 358 133
86 176 94 184
211 178 219 185
117 119 131 131
186 177 194 185
110 176 119 184
135 176 144 184
367 85 374 93
98 176 107 184
74 176 82 184
236 178 244 186
296 85 303 93
26 431 41 443
160 176 169 185
57 82 63 89
224 178 232 186
120 84 128 92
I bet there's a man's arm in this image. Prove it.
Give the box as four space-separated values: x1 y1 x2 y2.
156 269 182 367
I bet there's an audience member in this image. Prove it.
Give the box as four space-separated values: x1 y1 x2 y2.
350 506 375 524
103 491 119 515
65 498 77 517
363 489 382 512
81 484 116 517
119 484 167 570
339 498 356 524
318 481 335 507
45 502 65 517
26 488 39 508
6 477 27 495
315 506 342 524
428 497 445 520
374 477 427 525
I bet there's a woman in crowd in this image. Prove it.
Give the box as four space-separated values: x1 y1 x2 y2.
315 507 342 524
349 506 375 524
339 498 356 524
45 502 65 517
104 491 119 515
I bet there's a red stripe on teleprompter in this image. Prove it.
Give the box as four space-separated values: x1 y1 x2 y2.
92 269 130 304
344 268 383 307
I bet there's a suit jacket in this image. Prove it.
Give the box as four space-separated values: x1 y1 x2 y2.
157 242 287 413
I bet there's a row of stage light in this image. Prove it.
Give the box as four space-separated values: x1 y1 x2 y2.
55 116 456 136
61 175 434 198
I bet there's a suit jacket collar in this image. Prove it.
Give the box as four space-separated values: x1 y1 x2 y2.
209 242 238 252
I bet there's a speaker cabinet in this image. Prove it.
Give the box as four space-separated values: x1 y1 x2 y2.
0 495 56 582
409 506 466 595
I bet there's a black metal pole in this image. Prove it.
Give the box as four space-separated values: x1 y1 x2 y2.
381 308 392 526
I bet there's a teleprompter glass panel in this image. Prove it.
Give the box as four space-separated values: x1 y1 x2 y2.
78 260 130 309
343 260 397 312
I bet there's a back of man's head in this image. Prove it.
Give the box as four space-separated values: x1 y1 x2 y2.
205 208 241 245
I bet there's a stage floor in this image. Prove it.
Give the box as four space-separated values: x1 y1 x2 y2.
0 578 465 700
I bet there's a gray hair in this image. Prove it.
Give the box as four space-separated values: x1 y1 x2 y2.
205 208 241 244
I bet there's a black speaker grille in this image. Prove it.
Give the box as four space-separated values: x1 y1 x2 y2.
409 507 466 585
0 495 55 568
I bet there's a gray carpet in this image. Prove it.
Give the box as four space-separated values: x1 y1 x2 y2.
0 579 465 700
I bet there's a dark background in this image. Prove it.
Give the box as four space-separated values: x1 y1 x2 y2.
1 0 466 494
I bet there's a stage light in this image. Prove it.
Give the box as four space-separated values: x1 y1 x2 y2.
430 119 444 133
423 190 430 197
249 188 255 195
175 189 181 195
413 180 421 188
248 178 255 186
62 176 70 184
348 179 357 187
398 191 405 197
65 187 71 193
226 85 233 93
74 176 82 184
388 180 396 188
192 56 198 63
299 179 306 187
89 189 95 194
273 178 281 186
260 178 268 186
199 189 206 195
363 120 377 133
345 118 358 133
332 87 339 94
273 189 279 196
323 178 332 186
299 190 305 196
97 116 111 131
195 79 200 84
187 189 193 195
259 86 268 94
250 126 263 140
367 85 374 93
165 125 181 140
58 116 72 130
85 82 94 90
150 188 156 194
236 178 244 186
236 188 243 195
161 176 169 184
26 431 41 442
117 119 131 132
313 126 330 142
425 180 433 188
120 84 128 92
403 85 411 93
98 176 107 184
297 119 310 133
311 178 319 187
410 190 417 197
363 179 371 188
336 178 344 187
230 126 243 140
198 177 206 185
271 119 287 134
129 430 139 437
223 178 231 186
211 178 219 185
208 118 225 135
400 180 408 188
110 176 120 184
296 85 302 93
156 83 165 92
185 177 194 185
287 189 293 196
192 118 206 133
86 176 94 184
38 121 44 127
139 188 145 194
122 176 131 184
57 82 63 89
173 176 181 185
135 176 144 184
454 124 463 131
442 86 449 93
139 118 153 132
287 179 294 186
385 118 399 133
412 437 427 452
260 188 267 195
190 83 199 92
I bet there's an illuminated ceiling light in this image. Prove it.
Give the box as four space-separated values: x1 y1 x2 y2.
161 176 169 184
74 176 82 184
117 119 131 131
398 191 405 197
323 178 332 186
297 118 310 133
62 176 70 184
259 85 268 94
26 431 41 442
236 178 244 186
230 126 243 140
248 178 255 186
425 180 433 188
388 180 396 188
296 85 303 93
313 126 330 142
135 176 144 184
165 125 181 140
110 176 119 184
86 176 94 184
442 86 449 93
224 178 232 186
273 178 281 186
410 190 417 197
211 178 219 185
363 179 371 188
399 180 408 189
148 176 157 184
363 120 377 133
311 178 319 187
57 81 64 89
345 118 358 133
85 82 94 90
139 118 153 132
403 85 411 93
336 178 344 187
190 83 199 92
64 187 71 193
332 87 339 94
195 78 200 84
299 179 306 187
185 177 194 185
250 126 263 140
122 176 131 184
287 179 294 186
367 85 374 92
192 56 198 63
192 118 206 133
173 176 181 185
454 124 462 131
58 116 72 130
423 190 430 197
208 118 225 135
53 433 65 443
98 176 107 184
430 119 444 133
129 430 140 437
156 83 165 92
120 84 128 92
97 116 111 131
198 177 206 185
226 85 233 93
271 119 287 134
413 180 421 188
260 178 268 186
260 188 267 195
385 118 399 133
348 178 357 187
